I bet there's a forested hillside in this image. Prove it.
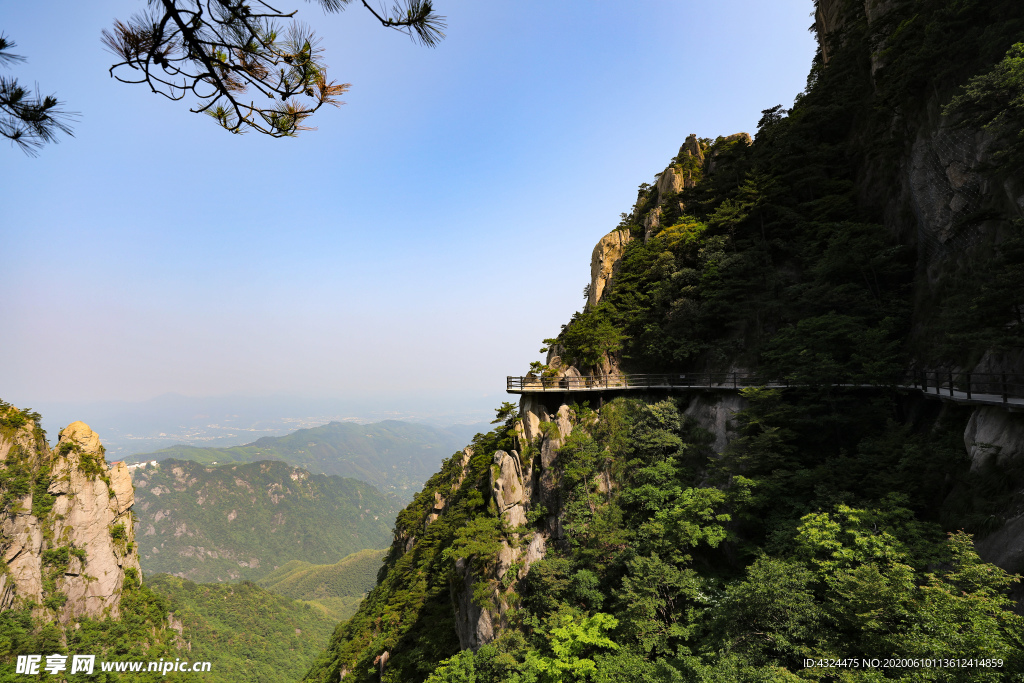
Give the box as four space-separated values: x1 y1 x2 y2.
303 1 1024 681
145 575 339 683
133 459 394 582
257 549 386 622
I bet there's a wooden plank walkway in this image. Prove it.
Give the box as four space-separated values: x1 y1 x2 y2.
506 371 1024 410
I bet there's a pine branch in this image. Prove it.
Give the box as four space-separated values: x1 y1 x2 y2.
103 0 442 137
0 34 77 155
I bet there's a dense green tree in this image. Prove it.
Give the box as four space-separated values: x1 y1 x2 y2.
305 3 1024 680
945 42 1024 172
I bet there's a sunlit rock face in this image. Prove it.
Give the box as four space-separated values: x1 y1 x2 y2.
586 228 632 311
0 412 140 621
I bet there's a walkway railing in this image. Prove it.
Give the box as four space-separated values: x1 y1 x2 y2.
506 370 1024 408
508 372 783 392
908 369 1024 403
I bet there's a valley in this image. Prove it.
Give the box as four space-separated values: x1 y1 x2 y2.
131 458 395 582
257 548 388 622
4 0 1024 681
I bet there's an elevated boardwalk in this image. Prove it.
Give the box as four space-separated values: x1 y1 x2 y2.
506 371 1024 410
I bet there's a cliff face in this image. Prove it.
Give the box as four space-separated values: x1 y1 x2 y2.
584 230 631 312
449 399 574 650
306 4 1024 681
0 410 140 621
962 407 1024 579
807 0 1024 578
813 0 1024 259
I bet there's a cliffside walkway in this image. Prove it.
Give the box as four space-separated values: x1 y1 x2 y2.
506 371 1024 410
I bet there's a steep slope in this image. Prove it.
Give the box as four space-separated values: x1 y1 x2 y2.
0 403 184 680
146 575 338 683
257 548 386 621
304 2 1024 681
129 420 476 500
132 459 395 582
0 414 139 620
303 435 514 683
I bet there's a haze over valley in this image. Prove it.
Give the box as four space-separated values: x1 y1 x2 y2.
5 0 1024 681
28 394 492 459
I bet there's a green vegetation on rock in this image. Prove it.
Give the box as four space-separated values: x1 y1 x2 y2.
145 575 338 683
304 415 518 683
0 569 188 683
302 2 1024 681
306 399 1024 683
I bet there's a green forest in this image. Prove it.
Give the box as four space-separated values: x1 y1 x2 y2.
133 459 394 582
4 1 1024 682
257 549 387 622
144 575 340 683
303 1 1024 681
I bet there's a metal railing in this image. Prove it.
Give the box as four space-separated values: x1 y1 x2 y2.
907 369 1024 404
508 372 779 392
507 370 1024 405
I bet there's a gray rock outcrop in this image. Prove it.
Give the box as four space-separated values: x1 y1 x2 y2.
963 407 1024 473
679 133 704 163
643 206 662 243
452 556 496 650
815 0 895 71
558 222 635 375
450 399 577 651
908 125 988 252
814 0 845 64
0 412 141 621
491 450 527 528
684 393 747 455
49 423 140 620
655 166 684 203
961 408 1024 575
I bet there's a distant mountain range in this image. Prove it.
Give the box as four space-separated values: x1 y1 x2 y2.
133 459 395 583
127 420 487 500
31 393 496 458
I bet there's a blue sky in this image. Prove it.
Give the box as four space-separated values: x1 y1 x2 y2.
2 1 818 426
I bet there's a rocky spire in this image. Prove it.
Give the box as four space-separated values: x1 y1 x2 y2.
0 411 141 621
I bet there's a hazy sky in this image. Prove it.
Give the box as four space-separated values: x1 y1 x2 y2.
3 1 817 419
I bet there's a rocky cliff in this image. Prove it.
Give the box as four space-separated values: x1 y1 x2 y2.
0 406 140 621
804 0 1024 582
304 3 1024 681
448 399 571 651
